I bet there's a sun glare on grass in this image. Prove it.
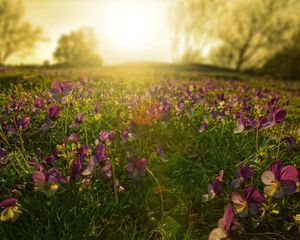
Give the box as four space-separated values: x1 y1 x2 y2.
100 0 164 51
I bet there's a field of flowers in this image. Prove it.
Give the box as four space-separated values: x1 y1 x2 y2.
0 67 299 240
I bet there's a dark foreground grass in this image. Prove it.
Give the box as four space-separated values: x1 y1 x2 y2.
0 66 299 240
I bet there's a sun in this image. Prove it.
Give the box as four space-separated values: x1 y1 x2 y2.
100 1 162 51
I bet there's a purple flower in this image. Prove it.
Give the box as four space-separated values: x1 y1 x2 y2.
233 118 246 133
82 144 105 176
120 128 134 144
38 151 58 165
262 107 287 129
68 133 78 142
0 198 17 208
48 104 60 119
19 116 30 130
101 158 112 179
82 155 98 176
32 168 61 196
273 108 286 123
231 185 264 217
202 170 224 202
231 164 254 188
199 119 208 132
155 144 168 163
261 160 298 198
31 97 44 113
94 144 106 160
78 145 89 158
209 204 234 240
127 157 148 181
0 198 21 222
69 157 83 179
98 130 110 142
70 112 84 128
50 80 73 102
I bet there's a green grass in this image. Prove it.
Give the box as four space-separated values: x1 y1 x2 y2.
0 66 299 239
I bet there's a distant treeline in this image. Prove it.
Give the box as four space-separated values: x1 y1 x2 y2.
169 0 300 79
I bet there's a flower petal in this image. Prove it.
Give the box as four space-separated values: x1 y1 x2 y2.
242 184 254 200
273 109 286 123
32 171 45 183
11 210 20 222
201 194 210 202
261 121 275 129
268 161 282 178
264 185 278 197
239 206 249 218
231 192 243 205
261 171 275 185
272 188 285 199
249 202 259 215
222 204 234 233
241 165 254 179
231 177 243 189
281 180 296 195
0 207 14 221
250 190 264 204
82 156 98 176
280 165 298 181
208 227 227 240
0 198 17 208
212 179 222 194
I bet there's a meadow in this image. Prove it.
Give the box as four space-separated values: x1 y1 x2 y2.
0 66 299 240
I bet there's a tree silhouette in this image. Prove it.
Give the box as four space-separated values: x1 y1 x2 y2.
210 0 300 71
0 0 42 65
53 28 102 66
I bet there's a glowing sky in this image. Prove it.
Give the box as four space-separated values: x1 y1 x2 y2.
8 0 171 65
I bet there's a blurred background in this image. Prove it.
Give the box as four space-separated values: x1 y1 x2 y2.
1 0 300 79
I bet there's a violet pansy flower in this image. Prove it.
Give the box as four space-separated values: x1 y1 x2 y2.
261 160 298 198
127 157 148 181
32 168 61 196
68 133 78 142
231 164 254 188
202 170 224 202
231 184 264 217
50 80 73 102
262 107 287 129
70 112 84 128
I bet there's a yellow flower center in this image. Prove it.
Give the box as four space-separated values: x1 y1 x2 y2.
272 181 281 190
236 200 248 214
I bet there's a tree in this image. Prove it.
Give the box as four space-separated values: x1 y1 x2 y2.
210 0 300 71
168 0 225 63
0 0 42 65
53 28 103 66
262 29 300 80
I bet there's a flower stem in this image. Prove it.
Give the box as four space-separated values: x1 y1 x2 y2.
84 118 89 146
64 97 71 141
0 125 9 147
111 157 119 204
256 128 259 153
146 167 164 220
